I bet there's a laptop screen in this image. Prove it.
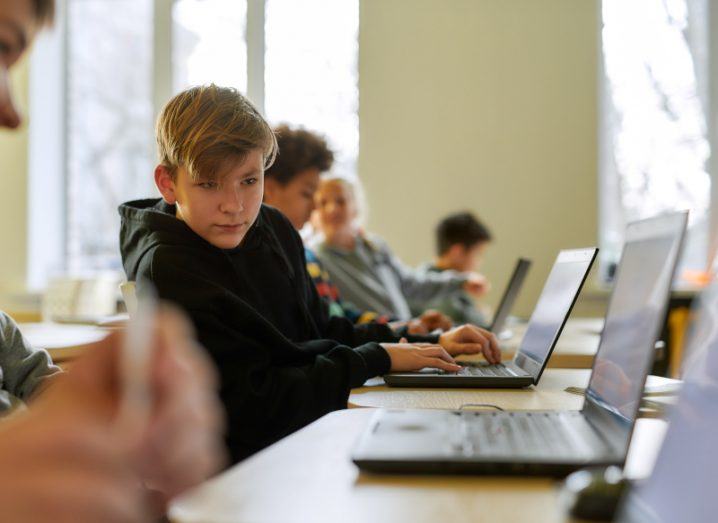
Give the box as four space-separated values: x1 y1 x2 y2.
585 213 687 425
618 278 718 523
490 258 531 334
517 249 596 366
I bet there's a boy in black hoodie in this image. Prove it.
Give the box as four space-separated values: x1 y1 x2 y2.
119 85 500 463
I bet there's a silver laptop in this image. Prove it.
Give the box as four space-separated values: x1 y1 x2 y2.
353 212 688 476
617 271 718 522
488 257 532 338
385 248 596 388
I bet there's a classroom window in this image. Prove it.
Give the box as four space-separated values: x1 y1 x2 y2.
599 0 711 280
39 0 359 282
65 0 155 274
265 0 359 178
172 0 248 93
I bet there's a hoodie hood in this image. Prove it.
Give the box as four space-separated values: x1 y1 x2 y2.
118 198 269 281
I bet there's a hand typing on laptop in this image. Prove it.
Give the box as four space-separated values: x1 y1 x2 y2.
417 309 454 332
383 249 596 388
438 324 501 363
381 339 461 373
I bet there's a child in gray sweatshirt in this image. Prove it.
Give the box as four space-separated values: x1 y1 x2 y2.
0 313 61 413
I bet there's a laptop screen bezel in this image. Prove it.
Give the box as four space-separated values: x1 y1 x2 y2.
581 211 688 456
513 247 598 383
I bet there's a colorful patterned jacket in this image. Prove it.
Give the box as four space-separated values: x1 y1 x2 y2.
304 247 390 325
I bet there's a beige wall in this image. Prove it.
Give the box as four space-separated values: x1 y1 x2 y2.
0 57 29 298
359 0 600 317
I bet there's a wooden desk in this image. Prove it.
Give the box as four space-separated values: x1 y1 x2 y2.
494 318 602 369
350 369 589 411
18 322 109 363
169 408 667 523
350 370 678 412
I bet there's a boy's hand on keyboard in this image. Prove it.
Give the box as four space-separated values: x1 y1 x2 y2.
418 310 453 332
404 318 429 335
439 325 501 363
382 342 461 373
403 310 453 335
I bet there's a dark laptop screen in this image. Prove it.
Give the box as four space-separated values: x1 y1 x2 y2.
618 278 718 523
585 213 686 425
517 249 595 365
490 258 531 334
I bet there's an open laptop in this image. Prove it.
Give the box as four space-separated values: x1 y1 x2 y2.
617 271 718 522
385 248 597 388
353 211 688 476
488 257 532 339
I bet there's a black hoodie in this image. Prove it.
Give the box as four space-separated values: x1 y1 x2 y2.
119 199 415 463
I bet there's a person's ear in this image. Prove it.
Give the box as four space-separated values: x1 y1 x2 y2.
0 64 22 129
447 244 466 261
155 165 178 204
263 177 280 204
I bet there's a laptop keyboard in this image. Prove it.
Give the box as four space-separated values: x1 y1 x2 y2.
449 411 607 459
457 363 515 377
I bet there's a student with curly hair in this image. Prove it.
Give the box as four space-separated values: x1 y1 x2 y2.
264 124 450 332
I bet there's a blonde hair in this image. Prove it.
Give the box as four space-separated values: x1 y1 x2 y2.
156 84 277 181
319 175 368 227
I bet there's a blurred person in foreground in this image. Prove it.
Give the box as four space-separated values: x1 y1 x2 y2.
0 0 225 521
